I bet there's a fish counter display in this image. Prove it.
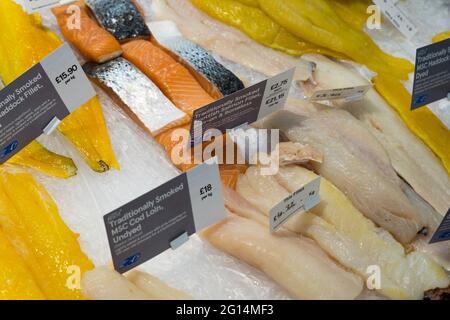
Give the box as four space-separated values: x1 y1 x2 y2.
0 0 449 300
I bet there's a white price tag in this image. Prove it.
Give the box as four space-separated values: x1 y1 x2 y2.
309 85 371 102
373 0 418 39
257 68 295 120
187 157 226 231
269 177 321 232
41 43 96 112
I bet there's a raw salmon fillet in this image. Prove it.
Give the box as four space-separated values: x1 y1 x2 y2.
52 1 122 63
122 40 215 115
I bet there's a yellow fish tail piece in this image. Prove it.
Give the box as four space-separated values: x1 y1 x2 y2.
58 96 120 172
7 141 77 178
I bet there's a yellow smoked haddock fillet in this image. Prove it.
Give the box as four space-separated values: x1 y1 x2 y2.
191 0 346 59
0 171 94 299
373 75 450 175
236 0 373 31
0 0 119 172
207 0 413 80
7 141 77 179
0 230 45 300
328 0 374 31
0 1 77 178
58 96 120 172
433 31 450 43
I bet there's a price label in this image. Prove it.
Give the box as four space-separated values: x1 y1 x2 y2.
373 0 418 39
269 177 321 232
411 38 450 109
190 69 294 146
0 43 95 163
104 159 226 273
309 85 371 102
55 64 78 85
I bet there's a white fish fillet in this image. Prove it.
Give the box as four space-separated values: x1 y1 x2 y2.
300 54 450 215
402 179 450 271
276 166 449 299
148 0 314 83
259 109 423 244
127 270 192 300
233 166 450 299
277 142 323 166
82 266 153 300
82 266 190 300
202 211 363 300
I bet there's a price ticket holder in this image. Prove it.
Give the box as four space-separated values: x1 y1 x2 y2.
43 117 61 135
170 231 190 250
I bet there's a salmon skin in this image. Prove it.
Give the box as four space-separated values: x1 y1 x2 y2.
86 0 151 42
84 57 190 136
52 1 122 63
122 40 215 115
149 21 244 99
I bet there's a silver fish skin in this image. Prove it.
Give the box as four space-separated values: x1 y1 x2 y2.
148 21 244 99
84 57 188 136
86 0 151 42
148 0 314 84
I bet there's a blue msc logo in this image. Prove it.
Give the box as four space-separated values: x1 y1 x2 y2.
0 141 19 159
413 95 427 106
119 253 141 270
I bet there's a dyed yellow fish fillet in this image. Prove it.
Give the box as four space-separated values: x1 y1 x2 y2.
0 230 45 300
236 0 372 30
0 2 78 178
433 31 450 43
328 0 373 31
373 75 450 175
251 0 413 80
191 0 346 59
58 96 120 172
0 171 94 300
0 0 119 172
6 141 77 178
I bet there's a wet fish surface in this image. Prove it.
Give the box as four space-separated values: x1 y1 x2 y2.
84 57 189 136
258 109 424 244
122 39 215 115
148 0 314 83
52 1 123 63
202 211 364 300
149 20 245 98
86 0 151 42
232 166 450 299
300 54 450 216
